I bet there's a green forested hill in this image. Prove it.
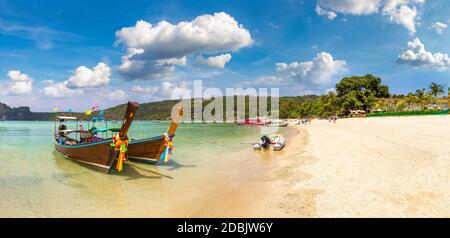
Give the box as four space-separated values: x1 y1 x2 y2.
78 95 320 120
1 95 319 121
103 99 181 120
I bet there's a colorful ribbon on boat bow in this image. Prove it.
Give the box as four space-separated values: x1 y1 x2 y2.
111 133 128 172
160 132 174 162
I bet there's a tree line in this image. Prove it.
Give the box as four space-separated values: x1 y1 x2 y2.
281 74 447 119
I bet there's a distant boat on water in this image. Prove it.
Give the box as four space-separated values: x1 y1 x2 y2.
266 122 288 127
236 117 271 126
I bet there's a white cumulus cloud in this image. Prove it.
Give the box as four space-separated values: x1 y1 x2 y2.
316 0 382 15
242 52 347 89
382 0 421 34
160 81 192 98
276 52 347 85
130 81 192 100
316 0 425 34
65 62 111 88
315 5 338 20
255 75 287 86
42 62 110 98
43 82 83 98
397 38 450 71
195 54 232 68
131 85 160 94
431 21 447 34
115 12 253 80
4 70 33 95
103 89 127 101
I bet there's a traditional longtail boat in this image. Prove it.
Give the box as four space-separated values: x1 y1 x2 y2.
54 102 183 173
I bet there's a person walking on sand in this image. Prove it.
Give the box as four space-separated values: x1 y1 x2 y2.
329 115 337 123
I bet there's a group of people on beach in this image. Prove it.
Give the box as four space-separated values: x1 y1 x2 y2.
301 117 312 125
328 116 338 123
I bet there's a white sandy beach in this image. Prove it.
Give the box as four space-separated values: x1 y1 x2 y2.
264 115 450 217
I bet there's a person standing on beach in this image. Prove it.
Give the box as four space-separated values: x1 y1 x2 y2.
329 116 337 123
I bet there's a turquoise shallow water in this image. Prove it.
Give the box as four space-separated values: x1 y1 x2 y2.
0 121 294 217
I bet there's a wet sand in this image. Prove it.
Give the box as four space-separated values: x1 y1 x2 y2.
168 127 303 217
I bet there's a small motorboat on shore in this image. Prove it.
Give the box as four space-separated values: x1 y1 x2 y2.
271 135 285 151
253 134 286 151
253 135 272 150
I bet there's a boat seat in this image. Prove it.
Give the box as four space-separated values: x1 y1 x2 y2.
59 129 80 134
64 140 79 146
91 128 108 133
80 131 95 139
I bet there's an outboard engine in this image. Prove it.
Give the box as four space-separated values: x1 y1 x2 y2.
253 135 273 151
260 135 272 150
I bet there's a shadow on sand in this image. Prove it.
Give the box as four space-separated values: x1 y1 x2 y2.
156 159 197 171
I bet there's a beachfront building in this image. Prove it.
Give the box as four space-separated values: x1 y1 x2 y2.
350 110 367 117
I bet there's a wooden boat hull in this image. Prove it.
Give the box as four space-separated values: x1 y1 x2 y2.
54 140 116 170
127 136 165 163
55 135 168 169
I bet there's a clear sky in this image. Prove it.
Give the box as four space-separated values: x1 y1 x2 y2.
0 0 449 111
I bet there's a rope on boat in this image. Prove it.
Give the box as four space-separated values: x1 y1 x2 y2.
111 133 129 172
160 132 175 163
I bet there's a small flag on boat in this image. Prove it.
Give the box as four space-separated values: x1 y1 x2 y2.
67 108 72 113
99 110 104 116
85 110 92 115
91 103 99 111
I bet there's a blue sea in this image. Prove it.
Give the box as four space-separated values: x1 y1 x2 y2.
0 121 295 217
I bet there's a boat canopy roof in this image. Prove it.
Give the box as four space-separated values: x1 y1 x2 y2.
57 116 77 120
92 117 107 122
89 127 120 133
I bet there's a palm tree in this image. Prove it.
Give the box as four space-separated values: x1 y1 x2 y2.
414 88 433 110
415 88 427 98
428 82 444 109
429 82 444 97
